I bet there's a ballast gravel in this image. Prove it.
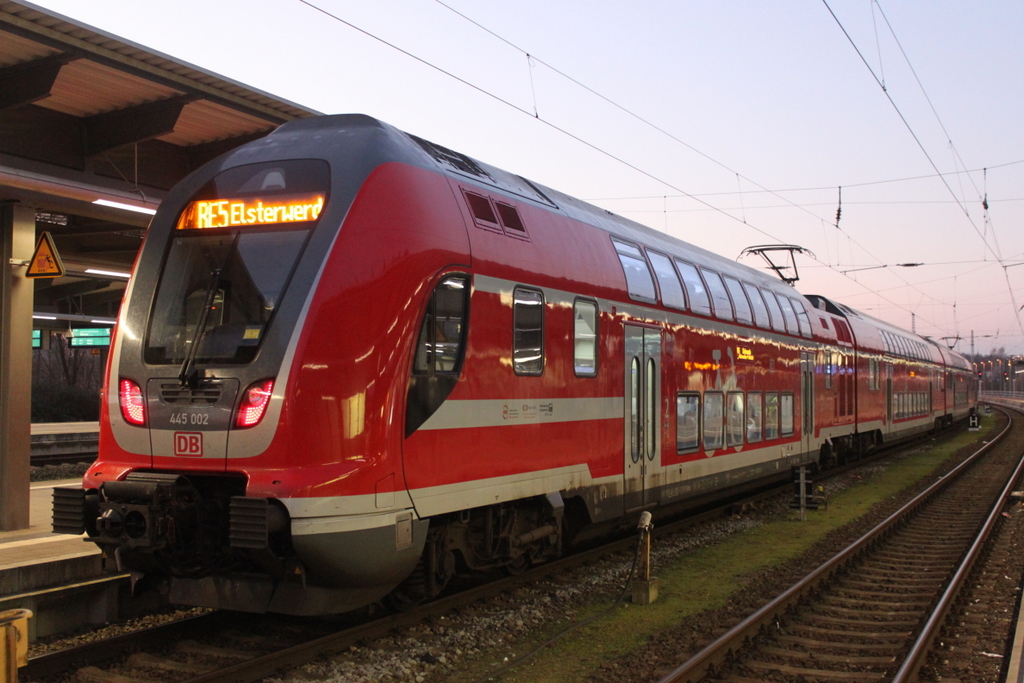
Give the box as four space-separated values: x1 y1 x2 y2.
26 443 940 683
267 457 905 683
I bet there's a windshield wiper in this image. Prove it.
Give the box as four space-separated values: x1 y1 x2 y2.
178 265 225 387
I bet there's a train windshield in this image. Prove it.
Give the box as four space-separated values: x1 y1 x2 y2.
144 160 329 367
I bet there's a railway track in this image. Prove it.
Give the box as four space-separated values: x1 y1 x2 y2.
656 407 1023 683
21 425 984 683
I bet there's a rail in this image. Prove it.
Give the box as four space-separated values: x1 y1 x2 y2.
655 411 1013 683
893 410 1024 682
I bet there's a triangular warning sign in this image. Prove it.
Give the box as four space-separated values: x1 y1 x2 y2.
26 231 64 278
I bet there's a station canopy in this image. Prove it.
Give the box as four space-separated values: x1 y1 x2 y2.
0 0 320 324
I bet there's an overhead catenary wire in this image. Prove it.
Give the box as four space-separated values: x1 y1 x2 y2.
428 0 965 332
821 0 1004 265
296 0 986 345
588 158 1024 201
823 0 1022 341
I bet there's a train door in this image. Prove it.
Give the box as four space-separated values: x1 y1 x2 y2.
623 325 660 512
885 363 893 433
800 351 814 456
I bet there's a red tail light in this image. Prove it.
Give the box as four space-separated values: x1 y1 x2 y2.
119 378 146 426
236 379 274 428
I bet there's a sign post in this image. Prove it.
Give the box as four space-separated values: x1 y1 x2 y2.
1 204 35 530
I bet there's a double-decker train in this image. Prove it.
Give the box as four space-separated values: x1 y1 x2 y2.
53 114 976 615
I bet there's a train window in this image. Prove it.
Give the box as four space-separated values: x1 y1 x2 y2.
675 260 712 316
780 393 794 436
406 274 471 435
464 191 500 230
824 351 832 389
723 277 753 325
747 392 763 443
764 393 779 440
413 275 470 375
700 269 734 321
573 299 598 377
513 287 545 375
742 282 772 329
833 319 853 344
146 228 311 366
776 295 800 334
726 392 745 447
676 393 700 452
791 298 813 338
495 202 527 234
869 358 879 390
612 239 657 302
703 392 724 451
761 290 787 333
647 250 686 310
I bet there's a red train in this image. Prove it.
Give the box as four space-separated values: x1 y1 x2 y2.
52 114 977 615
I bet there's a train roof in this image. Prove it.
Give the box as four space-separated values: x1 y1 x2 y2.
263 114 798 298
806 294 971 370
260 115 967 367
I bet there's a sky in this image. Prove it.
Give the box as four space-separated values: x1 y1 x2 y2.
28 0 1024 358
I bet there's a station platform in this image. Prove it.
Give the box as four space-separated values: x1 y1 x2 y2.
30 422 99 437
0 478 101 595
0 479 117 639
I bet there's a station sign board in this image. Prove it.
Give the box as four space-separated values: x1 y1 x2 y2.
69 328 111 347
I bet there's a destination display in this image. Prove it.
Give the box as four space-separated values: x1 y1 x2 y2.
176 194 325 230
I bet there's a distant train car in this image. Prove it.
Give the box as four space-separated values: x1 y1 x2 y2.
52 115 976 615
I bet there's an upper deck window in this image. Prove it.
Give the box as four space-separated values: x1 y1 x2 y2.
612 239 657 302
647 250 686 310
145 160 328 366
742 282 771 329
775 293 800 334
762 290 787 333
791 297 813 338
675 260 712 316
723 276 753 325
701 269 734 321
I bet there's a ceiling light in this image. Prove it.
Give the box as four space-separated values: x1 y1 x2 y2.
85 268 131 278
93 199 157 215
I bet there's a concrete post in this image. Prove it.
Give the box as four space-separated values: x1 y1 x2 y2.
0 203 35 531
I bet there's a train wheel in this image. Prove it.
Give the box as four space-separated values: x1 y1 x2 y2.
385 560 428 611
503 554 530 576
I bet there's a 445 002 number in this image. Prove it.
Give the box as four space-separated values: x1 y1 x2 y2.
169 412 209 426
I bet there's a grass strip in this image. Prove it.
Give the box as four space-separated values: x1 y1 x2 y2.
469 416 1000 683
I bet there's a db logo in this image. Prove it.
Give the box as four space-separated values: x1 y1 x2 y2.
174 432 203 457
